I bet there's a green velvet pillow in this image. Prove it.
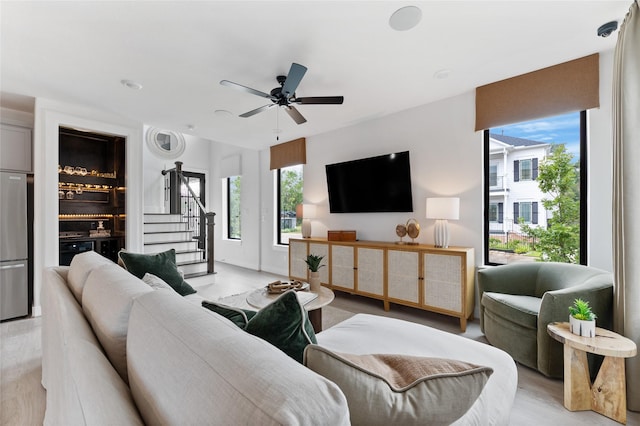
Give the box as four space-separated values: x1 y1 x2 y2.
201 300 257 328
118 249 196 296
245 290 317 363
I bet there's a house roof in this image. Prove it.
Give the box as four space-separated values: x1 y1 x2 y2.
490 133 548 148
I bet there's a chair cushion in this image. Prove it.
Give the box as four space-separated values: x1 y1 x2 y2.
118 249 196 296
304 345 493 426
481 292 541 330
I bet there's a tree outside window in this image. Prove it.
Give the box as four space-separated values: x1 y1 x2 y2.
227 176 241 240
277 165 303 245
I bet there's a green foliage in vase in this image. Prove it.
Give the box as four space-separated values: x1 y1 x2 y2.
568 298 597 321
304 254 325 272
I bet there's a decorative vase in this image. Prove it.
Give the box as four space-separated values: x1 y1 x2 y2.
569 315 596 337
309 271 321 292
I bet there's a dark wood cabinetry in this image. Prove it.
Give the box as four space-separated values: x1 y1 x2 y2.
58 127 126 265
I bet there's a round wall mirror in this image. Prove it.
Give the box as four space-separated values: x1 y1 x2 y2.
146 128 186 159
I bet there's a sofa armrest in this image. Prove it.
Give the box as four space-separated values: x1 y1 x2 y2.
536 279 613 376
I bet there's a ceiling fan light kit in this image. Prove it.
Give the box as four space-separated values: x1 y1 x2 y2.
220 62 344 125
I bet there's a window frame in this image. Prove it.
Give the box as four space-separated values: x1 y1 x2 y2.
483 111 587 265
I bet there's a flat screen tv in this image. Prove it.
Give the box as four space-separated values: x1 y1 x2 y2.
325 151 413 213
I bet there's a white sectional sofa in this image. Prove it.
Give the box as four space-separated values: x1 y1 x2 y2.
41 251 517 425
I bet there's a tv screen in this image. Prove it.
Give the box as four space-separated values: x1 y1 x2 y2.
325 151 413 213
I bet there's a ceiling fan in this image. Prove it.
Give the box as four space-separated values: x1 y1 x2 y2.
220 63 344 125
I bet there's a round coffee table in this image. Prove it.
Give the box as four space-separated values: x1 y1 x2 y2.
547 322 637 424
247 286 335 332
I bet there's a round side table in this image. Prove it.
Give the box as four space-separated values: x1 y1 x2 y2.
547 322 637 424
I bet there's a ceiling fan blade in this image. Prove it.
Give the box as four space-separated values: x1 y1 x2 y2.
239 104 275 118
281 63 307 98
284 105 307 125
220 80 276 100
294 96 344 105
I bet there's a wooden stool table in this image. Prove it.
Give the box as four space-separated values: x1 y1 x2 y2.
547 322 637 424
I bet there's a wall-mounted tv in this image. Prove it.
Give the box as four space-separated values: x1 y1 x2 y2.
325 151 413 213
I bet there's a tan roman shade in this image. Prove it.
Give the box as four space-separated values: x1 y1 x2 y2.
269 137 306 170
475 54 599 131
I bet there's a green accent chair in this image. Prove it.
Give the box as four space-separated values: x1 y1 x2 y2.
478 262 613 378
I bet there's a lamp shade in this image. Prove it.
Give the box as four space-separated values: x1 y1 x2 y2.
426 198 460 220
301 204 316 219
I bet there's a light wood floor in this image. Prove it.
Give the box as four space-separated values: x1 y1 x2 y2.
1 262 638 425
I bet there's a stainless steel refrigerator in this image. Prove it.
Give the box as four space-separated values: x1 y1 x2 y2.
0 171 29 321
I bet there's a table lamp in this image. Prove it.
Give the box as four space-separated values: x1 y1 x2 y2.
426 197 460 248
300 204 316 238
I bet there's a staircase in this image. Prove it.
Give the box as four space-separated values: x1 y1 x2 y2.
143 213 208 277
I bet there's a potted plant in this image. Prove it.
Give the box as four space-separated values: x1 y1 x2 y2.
304 254 325 292
568 298 597 337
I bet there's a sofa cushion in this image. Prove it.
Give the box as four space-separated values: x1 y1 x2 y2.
304 345 492 426
67 250 114 303
127 291 350 425
244 290 317 363
202 300 257 328
82 263 153 383
482 292 541 330
118 249 196 296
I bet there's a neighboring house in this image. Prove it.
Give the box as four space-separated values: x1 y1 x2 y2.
488 133 552 235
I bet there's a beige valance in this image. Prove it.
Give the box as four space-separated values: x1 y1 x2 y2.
475 54 599 131
269 137 306 170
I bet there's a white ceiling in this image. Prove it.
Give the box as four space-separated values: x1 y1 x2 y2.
0 1 630 150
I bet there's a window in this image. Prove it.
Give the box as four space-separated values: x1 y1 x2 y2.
276 164 303 245
485 111 586 265
514 201 538 224
227 176 241 240
489 164 498 187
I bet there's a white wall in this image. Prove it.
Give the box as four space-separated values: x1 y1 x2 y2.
256 53 616 276
142 125 212 213
257 91 483 276
588 50 614 271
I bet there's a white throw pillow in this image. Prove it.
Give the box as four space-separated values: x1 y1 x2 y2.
142 273 174 291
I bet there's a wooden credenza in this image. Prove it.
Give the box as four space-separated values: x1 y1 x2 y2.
289 238 475 331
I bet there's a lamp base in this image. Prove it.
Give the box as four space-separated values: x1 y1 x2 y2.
301 219 312 238
433 219 450 248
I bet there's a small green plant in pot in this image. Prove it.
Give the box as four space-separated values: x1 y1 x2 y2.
304 254 325 292
304 254 325 272
568 298 596 337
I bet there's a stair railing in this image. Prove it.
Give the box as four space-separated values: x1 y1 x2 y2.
162 161 216 274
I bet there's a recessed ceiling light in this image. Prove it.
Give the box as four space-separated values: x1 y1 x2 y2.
214 109 233 117
389 6 422 31
433 69 451 79
120 79 143 90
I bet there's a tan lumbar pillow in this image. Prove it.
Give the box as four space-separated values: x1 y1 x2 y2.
304 345 493 426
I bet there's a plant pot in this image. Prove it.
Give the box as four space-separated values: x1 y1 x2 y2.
309 271 321 292
569 315 596 337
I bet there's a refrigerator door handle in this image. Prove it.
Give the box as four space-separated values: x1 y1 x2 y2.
0 263 26 270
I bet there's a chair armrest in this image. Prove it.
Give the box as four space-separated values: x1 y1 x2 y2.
538 280 614 329
536 280 613 376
